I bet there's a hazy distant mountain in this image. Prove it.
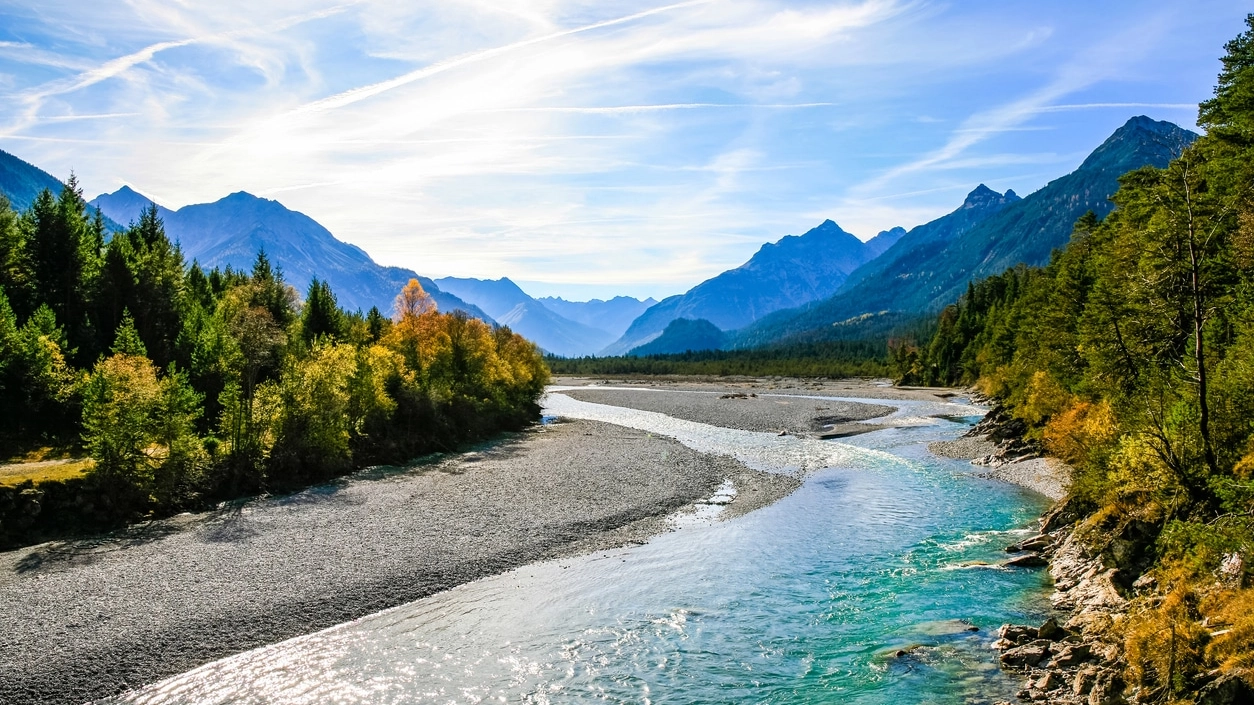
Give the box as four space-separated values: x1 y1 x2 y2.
628 318 726 356
604 220 901 354
434 277 615 356
736 116 1199 347
89 188 490 320
0 148 121 230
863 226 907 258
536 296 656 340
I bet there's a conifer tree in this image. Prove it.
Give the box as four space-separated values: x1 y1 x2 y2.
300 278 345 344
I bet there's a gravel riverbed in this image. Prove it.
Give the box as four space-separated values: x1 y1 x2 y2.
561 387 895 437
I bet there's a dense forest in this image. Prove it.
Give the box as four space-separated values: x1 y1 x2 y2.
547 338 897 378
900 19 1254 701
0 188 547 544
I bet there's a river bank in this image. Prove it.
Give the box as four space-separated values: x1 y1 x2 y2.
929 398 1158 705
0 416 797 705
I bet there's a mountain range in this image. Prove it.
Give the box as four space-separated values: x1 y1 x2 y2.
732 115 1199 349
603 220 905 354
88 186 490 320
0 115 1199 360
433 277 634 357
536 296 655 340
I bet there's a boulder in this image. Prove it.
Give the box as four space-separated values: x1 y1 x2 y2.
1033 671 1063 691
998 624 1037 645
1007 534 1052 553
1040 495 1084 533
1072 667 1100 695
1087 670 1125 705
1037 617 1064 641
1198 674 1254 705
1006 553 1048 568
1001 641 1051 668
1048 643 1092 667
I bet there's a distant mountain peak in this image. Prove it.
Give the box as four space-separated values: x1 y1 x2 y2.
1078 116 1198 173
864 226 907 258
1120 114 1185 136
962 184 1000 208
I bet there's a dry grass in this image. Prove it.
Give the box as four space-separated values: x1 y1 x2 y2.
0 458 94 487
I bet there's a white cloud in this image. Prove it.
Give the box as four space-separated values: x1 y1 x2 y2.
0 0 1224 298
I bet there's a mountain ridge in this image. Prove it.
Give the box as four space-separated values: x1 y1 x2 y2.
734 115 1200 348
0 148 123 231
89 187 491 320
604 219 902 355
433 276 616 357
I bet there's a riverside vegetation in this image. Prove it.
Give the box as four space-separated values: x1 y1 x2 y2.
895 18 1254 704
0 192 547 548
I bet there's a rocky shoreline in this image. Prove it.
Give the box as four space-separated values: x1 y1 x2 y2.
925 395 1126 703
992 515 1129 705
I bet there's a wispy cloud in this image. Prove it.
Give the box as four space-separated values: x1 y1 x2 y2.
853 15 1175 195
292 1 716 115
0 0 1232 299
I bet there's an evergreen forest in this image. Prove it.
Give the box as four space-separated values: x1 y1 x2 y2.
898 18 1254 700
0 189 548 546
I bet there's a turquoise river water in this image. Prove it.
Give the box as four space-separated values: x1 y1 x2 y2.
109 391 1053 704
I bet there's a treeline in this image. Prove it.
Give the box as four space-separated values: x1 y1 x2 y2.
0 185 547 542
547 339 894 378
900 19 1254 701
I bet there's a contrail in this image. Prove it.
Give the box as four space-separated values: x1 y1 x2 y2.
19 3 359 106
292 0 714 115
476 103 837 114
1034 102 1196 113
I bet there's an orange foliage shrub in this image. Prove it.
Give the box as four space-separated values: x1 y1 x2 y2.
1043 399 1119 466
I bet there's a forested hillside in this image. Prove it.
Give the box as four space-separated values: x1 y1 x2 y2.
899 19 1254 702
0 187 547 547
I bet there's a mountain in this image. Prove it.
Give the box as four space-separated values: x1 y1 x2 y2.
89 188 490 320
536 295 656 340
628 318 727 356
0 148 64 212
90 185 176 226
1 148 121 230
433 277 615 357
863 226 907 258
604 220 901 354
735 116 1199 347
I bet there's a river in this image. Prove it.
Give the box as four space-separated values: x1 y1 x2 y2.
106 389 1052 704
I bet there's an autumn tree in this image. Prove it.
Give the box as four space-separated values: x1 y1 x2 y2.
81 315 203 503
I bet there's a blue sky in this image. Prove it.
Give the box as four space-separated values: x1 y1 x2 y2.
0 1 1245 300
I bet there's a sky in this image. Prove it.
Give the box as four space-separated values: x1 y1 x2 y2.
0 1 1246 301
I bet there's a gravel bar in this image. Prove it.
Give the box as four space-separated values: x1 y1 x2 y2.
560 387 895 437
0 419 777 705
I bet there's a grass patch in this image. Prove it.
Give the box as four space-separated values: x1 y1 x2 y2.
0 458 94 487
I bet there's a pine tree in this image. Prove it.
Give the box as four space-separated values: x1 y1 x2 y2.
300 278 345 344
